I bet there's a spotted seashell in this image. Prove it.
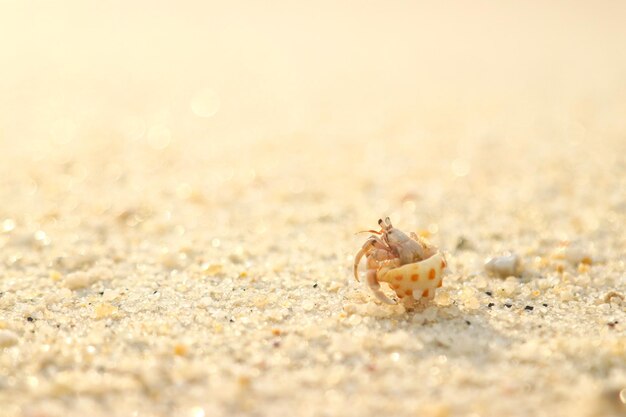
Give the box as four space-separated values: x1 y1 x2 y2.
377 251 447 301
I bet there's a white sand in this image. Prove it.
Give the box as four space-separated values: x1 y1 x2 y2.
1 2 625 416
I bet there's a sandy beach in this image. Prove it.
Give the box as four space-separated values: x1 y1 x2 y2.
1 1 625 416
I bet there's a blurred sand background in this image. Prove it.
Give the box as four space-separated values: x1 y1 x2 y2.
1 1 625 416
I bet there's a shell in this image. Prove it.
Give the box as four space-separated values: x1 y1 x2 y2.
377 251 447 301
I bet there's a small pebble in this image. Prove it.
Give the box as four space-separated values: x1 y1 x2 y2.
173 344 188 356
563 245 592 266
64 271 92 290
464 298 479 310
346 314 362 326
237 375 252 389
202 263 223 276
558 287 575 302
434 291 453 307
1 218 16 233
485 253 520 278
161 251 186 269
94 303 118 319
49 270 62 282
102 289 121 301
460 288 480 310
0 330 18 347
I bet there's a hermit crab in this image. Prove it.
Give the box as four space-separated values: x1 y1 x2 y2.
353 217 447 304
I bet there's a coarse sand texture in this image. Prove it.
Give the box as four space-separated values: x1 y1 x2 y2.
1 1 626 417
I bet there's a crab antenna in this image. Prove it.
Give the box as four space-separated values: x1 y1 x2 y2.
355 229 382 235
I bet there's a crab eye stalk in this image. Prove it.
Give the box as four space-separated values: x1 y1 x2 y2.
378 218 393 231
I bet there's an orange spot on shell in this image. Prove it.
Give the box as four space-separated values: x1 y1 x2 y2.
405 289 413 296
437 280 443 288
395 275 403 281
422 289 429 297
411 274 419 281
428 269 436 280
441 259 446 269
392 284 400 290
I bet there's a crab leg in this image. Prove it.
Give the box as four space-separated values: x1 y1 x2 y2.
410 232 436 260
366 270 396 305
353 235 387 281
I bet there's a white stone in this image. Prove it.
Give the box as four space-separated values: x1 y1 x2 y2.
485 253 520 277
